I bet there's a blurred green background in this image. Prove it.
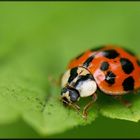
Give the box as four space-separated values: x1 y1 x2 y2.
1 116 140 138
0 2 140 138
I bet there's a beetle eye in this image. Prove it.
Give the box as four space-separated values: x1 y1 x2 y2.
69 89 80 102
61 87 80 103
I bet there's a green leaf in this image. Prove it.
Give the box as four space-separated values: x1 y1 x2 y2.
99 94 140 122
0 2 140 136
0 44 98 135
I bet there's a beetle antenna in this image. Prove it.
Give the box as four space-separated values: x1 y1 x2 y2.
60 97 82 116
69 103 81 115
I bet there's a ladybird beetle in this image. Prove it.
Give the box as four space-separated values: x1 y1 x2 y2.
60 45 140 118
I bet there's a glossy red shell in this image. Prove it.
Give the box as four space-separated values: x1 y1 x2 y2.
68 45 140 95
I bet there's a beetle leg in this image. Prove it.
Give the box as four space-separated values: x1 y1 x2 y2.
67 103 83 117
69 103 81 113
82 93 97 119
60 97 82 116
113 96 132 107
133 89 139 94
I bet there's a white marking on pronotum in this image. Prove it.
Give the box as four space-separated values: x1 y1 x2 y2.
76 79 97 97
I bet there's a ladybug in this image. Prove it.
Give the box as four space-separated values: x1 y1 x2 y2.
60 45 140 118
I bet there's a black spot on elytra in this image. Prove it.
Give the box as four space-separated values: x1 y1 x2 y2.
122 76 134 91
120 58 134 74
102 49 119 59
83 55 94 67
100 62 109 71
76 52 85 59
90 46 104 52
68 67 78 83
105 71 116 85
74 74 93 87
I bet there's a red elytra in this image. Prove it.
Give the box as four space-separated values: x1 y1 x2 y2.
68 45 140 95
